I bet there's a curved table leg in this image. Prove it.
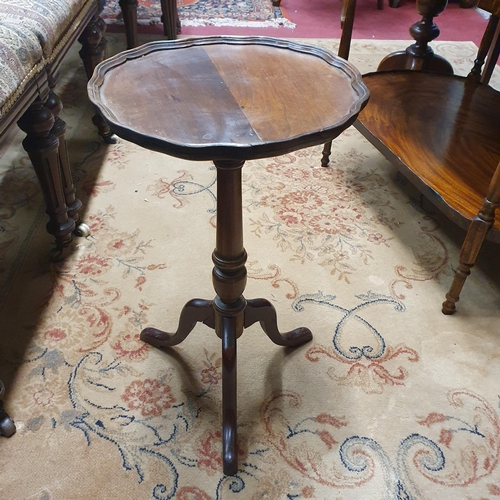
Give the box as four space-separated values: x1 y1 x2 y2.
220 315 238 476
245 298 312 346
140 298 215 348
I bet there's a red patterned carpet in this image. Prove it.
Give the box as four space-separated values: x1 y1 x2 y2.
102 0 295 30
103 0 489 44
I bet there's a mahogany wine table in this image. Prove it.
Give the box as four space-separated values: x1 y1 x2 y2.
88 36 369 475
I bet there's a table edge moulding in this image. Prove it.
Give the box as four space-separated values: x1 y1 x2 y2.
88 36 369 161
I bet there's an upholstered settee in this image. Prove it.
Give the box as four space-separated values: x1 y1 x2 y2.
0 0 112 256
0 0 113 437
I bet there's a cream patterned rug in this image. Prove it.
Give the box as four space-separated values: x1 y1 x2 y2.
0 35 499 499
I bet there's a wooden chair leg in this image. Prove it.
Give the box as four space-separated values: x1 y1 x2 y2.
17 99 75 257
321 140 333 167
442 162 500 314
119 0 139 49
160 0 179 39
340 0 347 28
481 17 500 85
78 14 115 143
45 91 90 238
323 0 356 168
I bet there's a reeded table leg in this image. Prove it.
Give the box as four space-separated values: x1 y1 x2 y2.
140 158 312 475
17 98 75 257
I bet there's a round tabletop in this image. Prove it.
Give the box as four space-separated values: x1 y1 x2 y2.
88 36 369 161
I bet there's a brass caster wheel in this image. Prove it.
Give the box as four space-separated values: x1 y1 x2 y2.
0 382 15 437
73 222 91 238
102 133 117 144
0 410 16 437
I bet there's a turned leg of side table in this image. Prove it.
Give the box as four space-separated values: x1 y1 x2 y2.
141 158 312 475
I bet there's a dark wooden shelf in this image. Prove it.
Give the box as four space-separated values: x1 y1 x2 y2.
356 70 500 243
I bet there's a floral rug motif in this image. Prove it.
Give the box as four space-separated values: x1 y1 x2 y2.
0 36 499 499
102 0 295 29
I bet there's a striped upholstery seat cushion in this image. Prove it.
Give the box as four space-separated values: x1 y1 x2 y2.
0 23 44 118
0 0 94 118
0 0 91 57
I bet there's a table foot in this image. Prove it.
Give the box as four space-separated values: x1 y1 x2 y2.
245 298 312 346
140 298 215 348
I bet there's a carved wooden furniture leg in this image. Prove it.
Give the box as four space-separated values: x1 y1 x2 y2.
324 0 357 168
469 13 500 84
141 159 312 475
119 0 139 49
377 0 454 72
321 132 333 167
442 161 500 314
338 0 356 61
212 160 250 475
17 99 75 258
78 14 115 144
160 0 180 39
0 381 15 438
141 298 215 347
45 91 90 238
245 298 312 345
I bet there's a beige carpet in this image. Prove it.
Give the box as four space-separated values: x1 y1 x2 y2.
0 34 499 499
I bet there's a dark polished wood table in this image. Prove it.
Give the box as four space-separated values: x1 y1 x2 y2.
88 36 369 475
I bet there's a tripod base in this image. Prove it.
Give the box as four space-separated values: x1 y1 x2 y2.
141 296 312 475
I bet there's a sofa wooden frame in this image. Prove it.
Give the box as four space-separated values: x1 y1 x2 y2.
0 0 112 257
